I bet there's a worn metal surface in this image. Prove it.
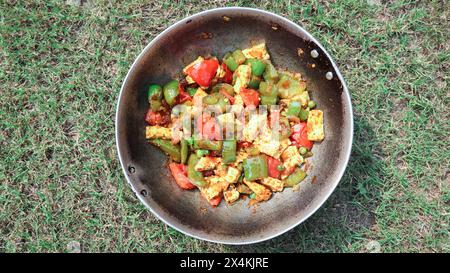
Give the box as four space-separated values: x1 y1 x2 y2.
116 7 353 244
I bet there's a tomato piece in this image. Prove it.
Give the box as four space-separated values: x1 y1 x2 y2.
186 59 219 87
145 108 170 126
196 114 221 140
290 122 313 150
208 195 222 207
267 156 282 179
220 63 233 84
168 163 196 190
240 88 260 107
219 89 235 104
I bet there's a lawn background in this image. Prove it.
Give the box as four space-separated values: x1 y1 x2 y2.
0 0 448 252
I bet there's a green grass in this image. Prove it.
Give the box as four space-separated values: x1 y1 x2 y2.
0 0 448 252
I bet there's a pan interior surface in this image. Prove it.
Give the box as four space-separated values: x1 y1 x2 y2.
116 8 353 244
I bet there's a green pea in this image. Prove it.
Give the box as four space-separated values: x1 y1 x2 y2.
276 164 285 171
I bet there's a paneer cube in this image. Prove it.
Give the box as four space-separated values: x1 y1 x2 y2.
193 88 208 105
233 64 251 93
254 122 290 159
186 75 195 84
223 186 240 204
215 63 226 79
260 177 284 192
236 183 252 195
243 179 272 202
199 178 228 201
281 146 304 179
290 90 310 107
242 43 270 60
306 109 324 141
182 56 204 74
223 166 241 184
233 94 244 106
145 126 172 139
194 156 221 172
235 149 248 164
216 112 235 126
243 114 267 142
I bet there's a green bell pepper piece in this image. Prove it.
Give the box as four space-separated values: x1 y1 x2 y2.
243 155 268 181
222 140 236 164
148 84 163 111
212 83 234 96
187 154 207 187
193 139 223 151
195 149 210 157
203 93 229 112
245 58 266 76
259 81 278 105
259 81 277 96
263 60 279 83
150 139 181 162
299 107 309 121
248 75 261 89
260 95 278 105
283 168 307 187
232 49 246 65
224 55 239 71
180 139 189 164
277 74 306 99
163 80 179 106
187 87 197 97
286 101 302 117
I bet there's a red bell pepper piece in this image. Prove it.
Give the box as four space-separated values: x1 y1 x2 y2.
290 122 314 150
208 195 222 207
220 62 233 84
240 88 260 107
168 163 196 190
176 84 192 104
267 156 282 179
237 141 252 149
186 59 219 87
196 114 221 140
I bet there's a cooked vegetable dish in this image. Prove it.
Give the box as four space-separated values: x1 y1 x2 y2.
144 43 324 207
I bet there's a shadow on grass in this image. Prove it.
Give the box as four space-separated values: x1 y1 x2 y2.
225 113 386 252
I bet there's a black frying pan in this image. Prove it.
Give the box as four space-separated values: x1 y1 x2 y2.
115 7 353 244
